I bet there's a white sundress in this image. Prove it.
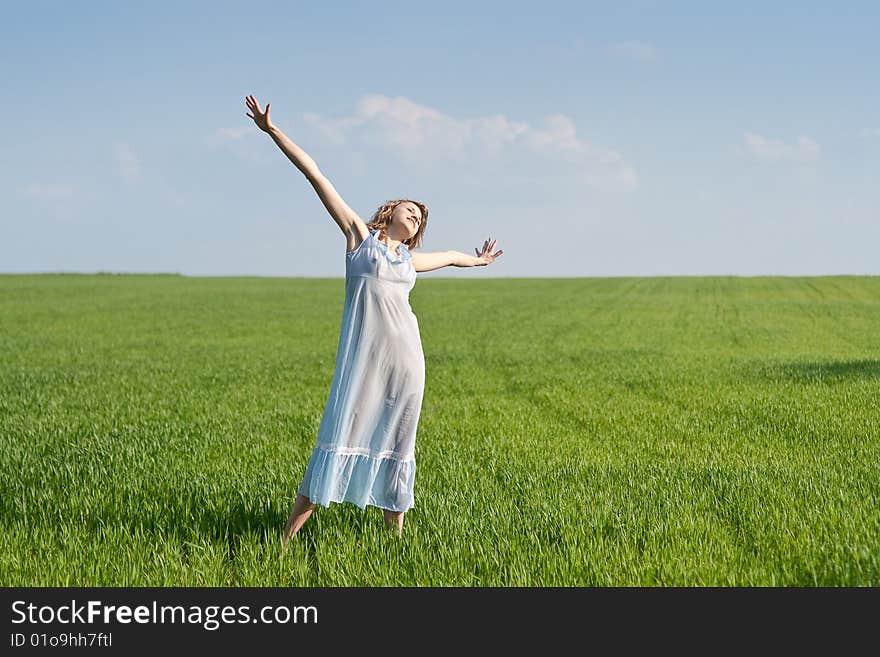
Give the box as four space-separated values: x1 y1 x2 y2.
297 228 425 512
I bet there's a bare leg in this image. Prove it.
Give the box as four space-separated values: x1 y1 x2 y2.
282 494 316 548
383 509 404 536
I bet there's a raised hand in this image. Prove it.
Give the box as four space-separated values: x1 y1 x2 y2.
245 94 274 132
474 237 504 266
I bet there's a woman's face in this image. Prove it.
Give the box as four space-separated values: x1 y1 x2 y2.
390 202 423 238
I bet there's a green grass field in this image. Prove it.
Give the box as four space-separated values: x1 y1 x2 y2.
1 273 878 586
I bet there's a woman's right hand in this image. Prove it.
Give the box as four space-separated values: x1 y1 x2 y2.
245 94 274 132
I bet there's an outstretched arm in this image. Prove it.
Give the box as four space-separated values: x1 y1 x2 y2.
245 95 366 240
411 238 504 273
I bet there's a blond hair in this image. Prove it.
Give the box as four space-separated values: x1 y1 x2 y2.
368 199 429 250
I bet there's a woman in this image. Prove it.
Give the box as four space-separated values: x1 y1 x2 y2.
244 95 503 543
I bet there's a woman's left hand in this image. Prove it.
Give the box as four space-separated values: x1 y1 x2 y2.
475 237 503 266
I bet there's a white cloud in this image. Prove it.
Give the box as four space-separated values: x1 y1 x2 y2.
527 114 587 153
205 126 265 163
549 36 588 59
743 132 820 162
18 183 78 199
114 142 141 181
609 40 657 63
215 127 252 141
301 112 352 145
304 96 473 156
468 114 530 155
859 128 880 138
16 183 88 225
302 95 637 190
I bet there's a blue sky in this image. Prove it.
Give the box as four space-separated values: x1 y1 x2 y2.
2 1 878 277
